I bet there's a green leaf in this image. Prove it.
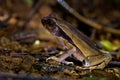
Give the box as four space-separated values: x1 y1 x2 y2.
23 0 33 5
100 40 118 52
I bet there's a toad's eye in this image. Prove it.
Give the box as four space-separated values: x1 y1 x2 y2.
41 17 55 26
41 18 56 31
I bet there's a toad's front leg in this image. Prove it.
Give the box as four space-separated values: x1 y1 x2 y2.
46 36 83 65
46 47 76 64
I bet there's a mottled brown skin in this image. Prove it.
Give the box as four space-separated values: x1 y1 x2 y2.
41 14 112 69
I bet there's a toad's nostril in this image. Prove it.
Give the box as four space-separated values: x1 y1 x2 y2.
41 17 48 24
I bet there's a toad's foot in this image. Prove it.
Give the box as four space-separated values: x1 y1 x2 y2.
46 56 74 65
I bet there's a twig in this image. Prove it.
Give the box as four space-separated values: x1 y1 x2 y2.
21 0 42 30
0 73 57 80
11 33 37 41
108 61 120 67
90 29 96 40
57 0 120 35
